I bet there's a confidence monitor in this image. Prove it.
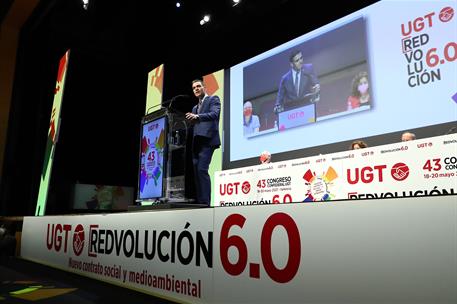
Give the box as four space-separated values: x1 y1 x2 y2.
137 114 168 201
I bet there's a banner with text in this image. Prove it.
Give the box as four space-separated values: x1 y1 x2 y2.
215 134 457 206
21 209 214 304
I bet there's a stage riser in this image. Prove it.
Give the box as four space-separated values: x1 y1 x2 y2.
21 195 457 303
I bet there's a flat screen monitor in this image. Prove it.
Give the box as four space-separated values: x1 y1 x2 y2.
138 115 167 200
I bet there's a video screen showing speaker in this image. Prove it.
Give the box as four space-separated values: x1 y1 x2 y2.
138 115 167 200
224 0 457 168
72 184 134 210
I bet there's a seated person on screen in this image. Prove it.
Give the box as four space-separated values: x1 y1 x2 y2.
401 131 416 142
347 71 370 110
243 101 260 135
259 150 272 164
350 140 368 150
274 50 320 113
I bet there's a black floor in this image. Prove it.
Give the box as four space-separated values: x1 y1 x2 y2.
0 257 177 303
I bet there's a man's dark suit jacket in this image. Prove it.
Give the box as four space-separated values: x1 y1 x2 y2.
192 95 221 146
275 64 319 110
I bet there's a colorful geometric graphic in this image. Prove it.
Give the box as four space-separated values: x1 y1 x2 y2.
145 64 164 114
303 166 338 202
203 73 220 95
36 50 70 215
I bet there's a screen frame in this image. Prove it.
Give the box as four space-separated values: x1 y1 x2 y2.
222 0 457 170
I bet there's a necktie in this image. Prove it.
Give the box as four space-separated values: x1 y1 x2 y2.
295 72 299 96
197 98 203 113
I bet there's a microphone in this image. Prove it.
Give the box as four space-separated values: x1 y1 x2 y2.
166 94 190 112
172 94 190 99
146 103 162 115
146 95 190 114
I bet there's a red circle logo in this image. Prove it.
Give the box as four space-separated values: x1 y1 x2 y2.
439 7 454 22
391 163 409 181
72 224 85 256
242 181 251 194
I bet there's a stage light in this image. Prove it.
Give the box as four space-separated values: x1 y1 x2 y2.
176 2 181 8
199 14 211 26
81 0 89 10
232 0 241 6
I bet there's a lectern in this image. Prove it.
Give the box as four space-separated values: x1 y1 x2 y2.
137 107 191 204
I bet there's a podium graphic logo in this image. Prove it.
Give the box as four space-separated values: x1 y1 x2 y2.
303 166 338 202
242 181 251 194
72 224 85 256
391 162 409 181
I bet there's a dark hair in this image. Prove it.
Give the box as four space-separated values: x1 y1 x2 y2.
350 71 369 97
350 140 368 150
289 50 302 63
192 79 204 86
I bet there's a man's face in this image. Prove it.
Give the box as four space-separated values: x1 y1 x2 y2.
192 81 206 99
290 52 304 71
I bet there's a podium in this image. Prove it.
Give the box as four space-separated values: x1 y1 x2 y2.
274 91 319 131
165 109 189 202
136 107 194 206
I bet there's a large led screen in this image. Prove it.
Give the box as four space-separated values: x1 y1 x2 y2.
36 50 70 215
226 0 457 166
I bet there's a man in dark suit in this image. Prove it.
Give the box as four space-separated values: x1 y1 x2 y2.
185 79 221 206
274 50 320 113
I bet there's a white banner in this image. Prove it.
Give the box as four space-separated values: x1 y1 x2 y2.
22 196 457 303
212 196 457 303
21 209 214 303
215 134 457 206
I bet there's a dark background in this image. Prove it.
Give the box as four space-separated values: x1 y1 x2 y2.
0 0 381 215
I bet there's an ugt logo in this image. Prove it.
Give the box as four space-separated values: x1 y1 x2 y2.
72 224 85 256
347 163 410 184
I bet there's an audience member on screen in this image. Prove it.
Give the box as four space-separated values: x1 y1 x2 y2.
185 79 221 206
274 50 320 113
259 150 272 164
350 140 368 150
347 71 370 110
401 131 416 142
243 101 260 135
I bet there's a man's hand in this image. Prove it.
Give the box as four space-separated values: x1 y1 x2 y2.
186 112 199 121
310 84 320 103
273 104 283 114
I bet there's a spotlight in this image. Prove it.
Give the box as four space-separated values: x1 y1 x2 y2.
199 14 211 26
176 2 181 8
232 0 241 6
81 0 89 10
